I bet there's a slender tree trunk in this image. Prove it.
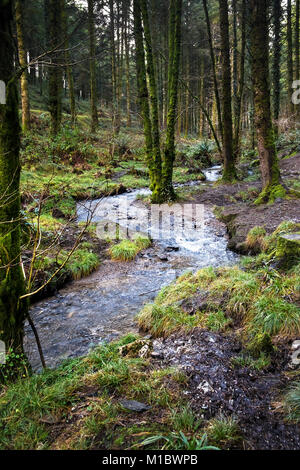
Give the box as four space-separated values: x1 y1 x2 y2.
109 0 120 135
15 0 30 132
133 0 154 185
140 0 162 202
88 0 98 133
272 0 282 136
233 0 246 159
287 0 294 118
295 0 300 119
124 0 131 127
48 0 63 136
62 0 76 125
162 0 183 200
0 0 28 355
218 0 236 181
250 0 282 203
203 0 223 141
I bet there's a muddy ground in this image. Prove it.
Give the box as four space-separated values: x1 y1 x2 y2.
151 329 300 450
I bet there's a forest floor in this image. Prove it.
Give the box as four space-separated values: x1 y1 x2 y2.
1 107 300 450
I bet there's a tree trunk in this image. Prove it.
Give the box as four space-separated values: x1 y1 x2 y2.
109 0 120 135
250 0 282 204
218 0 236 181
124 0 131 127
133 0 154 185
295 0 300 119
233 0 246 159
162 0 183 201
272 0 282 136
0 0 28 354
203 0 223 141
287 0 294 118
48 0 63 136
88 0 98 133
140 0 162 202
62 0 76 125
15 0 31 132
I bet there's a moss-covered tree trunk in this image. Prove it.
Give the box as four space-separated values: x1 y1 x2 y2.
109 0 120 136
233 0 246 160
133 0 155 186
140 0 162 202
0 0 28 354
15 0 31 132
203 0 223 142
218 0 236 181
162 0 183 201
88 0 98 133
62 0 76 125
48 0 63 136
287 0 294 118
124 0 131 128
250 0 283 204
272 0 282 137
296 0 300 120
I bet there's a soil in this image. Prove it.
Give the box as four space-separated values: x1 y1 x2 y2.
191 154 300 253
151 329 300 450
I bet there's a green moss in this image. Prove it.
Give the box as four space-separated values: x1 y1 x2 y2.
231 352 271 371
110 236 151 261
245 226 267 252
254 184 286 205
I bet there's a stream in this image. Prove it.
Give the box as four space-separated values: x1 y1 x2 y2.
24 165 239 369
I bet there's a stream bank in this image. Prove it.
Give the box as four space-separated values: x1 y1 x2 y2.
24 167 237 369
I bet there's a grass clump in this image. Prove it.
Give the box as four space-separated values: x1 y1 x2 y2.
206 415 240 447
231 352 271 371
110 236 151 261
245 226 267 253
284 382 300 423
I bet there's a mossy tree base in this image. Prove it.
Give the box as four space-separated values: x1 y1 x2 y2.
254 184 286 205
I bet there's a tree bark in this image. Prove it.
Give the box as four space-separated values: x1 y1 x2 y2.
15 0 31 132
272 0 282 136
0 0 28 354
140 0 162 201
287 0 294 118
250 0 282 203
133 0 154 185
203 0 223 141
233 0 246 160
218 0 236 181
88 0 99 133
62 0 76 125
162 0 183 201
48 0 63 136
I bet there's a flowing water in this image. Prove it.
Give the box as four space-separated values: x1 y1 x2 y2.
24 165 238 369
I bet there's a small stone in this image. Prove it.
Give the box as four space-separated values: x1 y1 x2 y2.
197 380 214 394
291 340 300 351
119 399 151 412
151 351 164 359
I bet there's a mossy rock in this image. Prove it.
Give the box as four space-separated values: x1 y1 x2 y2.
246 333 274 358
275 232 300 268
119 338 152 358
